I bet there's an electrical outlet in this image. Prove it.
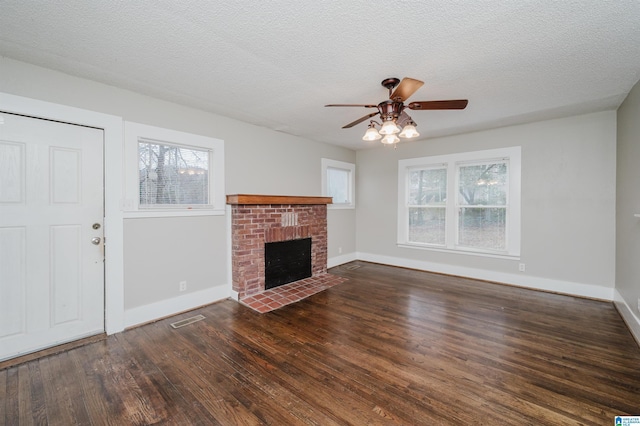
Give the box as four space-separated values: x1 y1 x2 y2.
637 297 640 313
179 281 187 292
338 247 343 254
518 263 525 272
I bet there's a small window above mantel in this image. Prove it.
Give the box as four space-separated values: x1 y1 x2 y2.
321 158 355 209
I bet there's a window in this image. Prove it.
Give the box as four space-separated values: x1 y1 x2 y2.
457 160 508 251
408 166 447 245
124 122 225 217
398 147 520 257
322 158 355 209
138 140 210 208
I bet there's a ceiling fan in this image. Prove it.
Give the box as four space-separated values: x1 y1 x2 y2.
325 77 468 145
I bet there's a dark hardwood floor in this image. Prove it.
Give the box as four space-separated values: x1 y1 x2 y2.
2 261 639 425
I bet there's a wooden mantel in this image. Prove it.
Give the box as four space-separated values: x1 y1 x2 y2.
226 194 332 205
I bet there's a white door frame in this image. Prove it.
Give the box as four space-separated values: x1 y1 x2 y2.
0 92 125 334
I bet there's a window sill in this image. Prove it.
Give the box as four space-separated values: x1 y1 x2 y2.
328 203 355 210
397 243 520 260
123 208 225 219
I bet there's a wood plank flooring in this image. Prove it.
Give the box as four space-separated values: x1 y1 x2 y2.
2 261 639 425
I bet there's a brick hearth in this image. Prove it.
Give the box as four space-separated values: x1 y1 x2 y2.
240 274 347 313
227 194 344 312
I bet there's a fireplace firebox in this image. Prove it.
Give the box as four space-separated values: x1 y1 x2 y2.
264 237 312 289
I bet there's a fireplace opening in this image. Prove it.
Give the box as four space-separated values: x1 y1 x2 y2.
265 237 312 290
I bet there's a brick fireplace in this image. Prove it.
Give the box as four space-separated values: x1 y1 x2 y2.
227 195 344 311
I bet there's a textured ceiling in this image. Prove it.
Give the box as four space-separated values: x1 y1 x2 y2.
1 0 639 150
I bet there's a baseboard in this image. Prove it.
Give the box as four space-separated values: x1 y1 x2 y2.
356 252 615 301
328 252 358 269
229 289 239 301
124 285 230 329
614 290 640 346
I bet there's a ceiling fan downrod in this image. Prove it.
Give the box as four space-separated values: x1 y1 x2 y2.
381 77 401 97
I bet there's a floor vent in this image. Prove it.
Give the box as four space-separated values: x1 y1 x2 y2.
344 264 362 270
170 314 205 329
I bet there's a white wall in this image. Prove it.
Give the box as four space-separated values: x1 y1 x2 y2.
0 57 356 327
2 56 632 337
615 78 640 342
356 111 617 300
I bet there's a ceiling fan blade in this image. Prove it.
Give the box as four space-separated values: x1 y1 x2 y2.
389 77 424 102
325 104 378 108
342 112 379 129
407 99 469 110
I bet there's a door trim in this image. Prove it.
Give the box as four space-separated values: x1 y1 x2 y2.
1 92 125 334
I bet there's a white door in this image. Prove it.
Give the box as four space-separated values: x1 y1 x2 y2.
0 112 105 361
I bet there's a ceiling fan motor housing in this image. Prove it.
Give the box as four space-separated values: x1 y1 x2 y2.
378 100 404 121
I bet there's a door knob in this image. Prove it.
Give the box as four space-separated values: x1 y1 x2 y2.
91 237 101 245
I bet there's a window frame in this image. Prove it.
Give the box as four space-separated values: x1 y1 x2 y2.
321 158 355 209
124 121 225 217
398 147 521 258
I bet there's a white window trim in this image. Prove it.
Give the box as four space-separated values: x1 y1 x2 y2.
398 147 521 259
321 158 355 209
124 121 225 218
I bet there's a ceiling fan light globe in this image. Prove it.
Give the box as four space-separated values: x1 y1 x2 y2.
399 124 420 138
362 127 382 141
381 134 400 145
379 120 400 135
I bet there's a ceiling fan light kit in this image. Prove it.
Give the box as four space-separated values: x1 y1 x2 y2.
398 122 419 138
326 77 468 147
379 119 401 135
362 124 382 141
381 134 400 145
